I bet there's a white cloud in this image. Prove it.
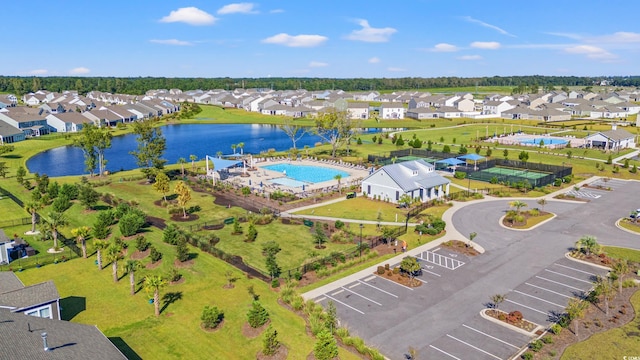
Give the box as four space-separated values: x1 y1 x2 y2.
545 32 583 40
564 45 617 60
160 7 217 25
261 33 327 47
29 69 48 75
368 57 380 64
309 61 328 68
387 67 406 72
463 16 515 37
457 55 483 60
470 41 501 49
150 39 193 46
217 3 258 15
69 67 90 74
346 19 397 43
591 31 640 44
431 43 458 52
269 9 284 14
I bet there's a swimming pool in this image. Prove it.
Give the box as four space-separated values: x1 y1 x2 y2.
518 138 568 146
262 164 349 184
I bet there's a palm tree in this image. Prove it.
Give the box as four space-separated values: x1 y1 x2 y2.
106 243 123 282
575 235 600 256
566 298 589 337
594 275 615 315
123 260 143 296
144 275 168 316
611 259 629 294
71 226 91 258
491 294 506 309
304 145 310 157
177 157 187 177
189 154 197 173
334 174 342 193
44 211 68 250
537 198 547 212
237 142 245 155
216 151 223 159
509 200 527 215
93 239 110 270
231 143 237 155
24 200 44 234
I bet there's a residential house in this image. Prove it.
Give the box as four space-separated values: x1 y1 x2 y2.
436 106 463 118
0 94 18 108
406 107 439 120
482 100 515 116
380 102 405 119
347 102 369 119
261 103 290 116
82 109 122 127
585 125 635 150
46 112 93 133
361 159 450 204
0 111 50 137
453 98 475 112
0 271 60 320
0 120 26 144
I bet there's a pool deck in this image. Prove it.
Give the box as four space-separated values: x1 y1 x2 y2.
222 158 371 195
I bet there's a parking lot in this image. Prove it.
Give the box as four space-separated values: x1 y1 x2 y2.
420 257 608 360
563 178 626 200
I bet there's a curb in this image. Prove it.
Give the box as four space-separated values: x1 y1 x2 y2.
614 218 640 236
564 252 612 271
479 309 543 337
497 213 557 232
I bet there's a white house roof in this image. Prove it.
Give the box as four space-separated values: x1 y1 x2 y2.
364 159 450 192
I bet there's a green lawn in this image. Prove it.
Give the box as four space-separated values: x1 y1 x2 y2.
561 289 640 360
293 197 410 223
14 225 362 360
604 246 640 263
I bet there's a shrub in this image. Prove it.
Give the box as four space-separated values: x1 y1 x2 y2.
245 223 258 242
529 339 543 352
550 323 562 335
541 336 554 344
262 325 280 356
135 235 150 252
97 210 117 226
271 279 279 288
163 224 180 245
506 310 523 324
149 246 162 263
168 268 182 282
247 301 270 328
176 238 189 262
201 306 224 329
313 330 339 360
52 195 71 212
119 212 146 237
521 352 533 360
334 220 344 229
454 171 466 179
377 266 385 275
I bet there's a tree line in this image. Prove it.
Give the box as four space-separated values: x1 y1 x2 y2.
1 75 639 96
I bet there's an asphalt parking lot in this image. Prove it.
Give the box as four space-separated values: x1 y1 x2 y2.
307 179 640 360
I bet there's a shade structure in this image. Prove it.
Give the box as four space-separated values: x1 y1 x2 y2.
436 158 466 166
457 154 485 161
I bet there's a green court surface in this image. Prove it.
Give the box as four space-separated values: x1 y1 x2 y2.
398 156 438 162
480 166 549 179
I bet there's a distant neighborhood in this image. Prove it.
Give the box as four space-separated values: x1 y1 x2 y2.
1 87 640 145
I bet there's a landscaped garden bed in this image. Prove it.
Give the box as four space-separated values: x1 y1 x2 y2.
484 309 538 333
441 240 480 256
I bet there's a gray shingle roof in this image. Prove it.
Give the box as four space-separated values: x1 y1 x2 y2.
0 271 24 293
366 159 450 192
0 280 59 310
600 128 634 141
0 309 126 359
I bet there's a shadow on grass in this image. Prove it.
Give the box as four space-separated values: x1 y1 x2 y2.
60 296 86 321
109 337 142 360
160 291 183 314
2 154 22 159
92 204 111 211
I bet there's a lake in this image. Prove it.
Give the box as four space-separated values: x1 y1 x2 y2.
27 124 382 177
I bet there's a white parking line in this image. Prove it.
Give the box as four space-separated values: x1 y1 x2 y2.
331 290 344 296
341 287 382 306
357 280 399 298
505 299 548 315
316 296 326 302
524 282 572 299
429 345 461 360
415 277 428 284
535 276 585 292
432 247 441 253
364 275 377 282
423 251 465 270
513 290 565 308
462 324 519 349
422 267 441 277
544 269 593 284
348 283 360 289
553 263 598 277
324 294 364 315
446 334 502 360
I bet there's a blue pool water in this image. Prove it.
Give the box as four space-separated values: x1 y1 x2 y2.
262 164 349 184
518 138 568 146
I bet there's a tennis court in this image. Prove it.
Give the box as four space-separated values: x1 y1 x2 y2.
480 166 549 180
397 155 438 162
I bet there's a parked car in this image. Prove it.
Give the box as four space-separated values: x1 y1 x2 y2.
630 209 640 219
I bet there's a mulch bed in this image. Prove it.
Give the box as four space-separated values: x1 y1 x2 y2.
485 309 538 333
441 240 481 257
503 211 552 227
242 320 270 338
146 260 162 269
153 199 177 207
532 287 638 359
376 270 422 288
553 194 590 202
170 277 185 285
256 344 289 360
200 319 225 333
570 252 616 267
130 249 150 260
170 213 199 222
173 259 195 268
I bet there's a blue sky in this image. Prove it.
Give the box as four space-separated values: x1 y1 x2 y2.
3 1 640 78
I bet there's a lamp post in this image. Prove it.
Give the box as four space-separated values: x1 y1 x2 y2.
359 224 363 258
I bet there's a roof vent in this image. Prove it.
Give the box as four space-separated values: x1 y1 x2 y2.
41 332 49 351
